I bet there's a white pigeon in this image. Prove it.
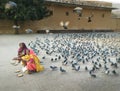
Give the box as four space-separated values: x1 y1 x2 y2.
25 29 33 34
60 21 70 29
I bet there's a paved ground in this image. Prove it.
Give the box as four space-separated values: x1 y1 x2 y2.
0 34 120 91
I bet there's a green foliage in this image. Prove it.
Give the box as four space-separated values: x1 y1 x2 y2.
0 0 50 22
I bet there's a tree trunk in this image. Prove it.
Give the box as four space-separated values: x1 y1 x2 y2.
14 20 19 34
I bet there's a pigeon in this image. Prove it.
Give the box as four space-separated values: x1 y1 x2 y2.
60 67 66 72
60 21 70 29
89 70 96 78
73 62 78 65
89 70 92 74
63 61 68 66
111 62 114 66
111 62 118 68
42 56 45 59
90 74 97 78
88 17 92 22
95 65 99 70
82 60 85 64
75 66 80 71
99 63 102 67
50 66 57 70
70 60 73 64
105 70 110 75
104 61 107 64
51 58 54 61
62 59 67 64
55 55 58 57
114 63 118 68
25 29 33 34
72 64 75 68
92 60 94 64
104 65 109 70
46 51 48 54
97 58 99 62
112 70 118 75
94 62 98 65
85 66 88 71
55 58 57 61
58 56 61 59
117 58 120 63
91 67 95 72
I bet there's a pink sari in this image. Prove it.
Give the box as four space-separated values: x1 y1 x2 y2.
26 49 37 71
26 58 36 71
29 49 36 55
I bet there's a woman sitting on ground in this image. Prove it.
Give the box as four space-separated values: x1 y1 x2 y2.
13 42 29 66
21 49 44 73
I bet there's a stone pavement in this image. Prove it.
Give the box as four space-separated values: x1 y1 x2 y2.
0 34 120 91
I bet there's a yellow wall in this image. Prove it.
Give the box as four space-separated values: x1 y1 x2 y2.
116 18 120 31
0 20 14 34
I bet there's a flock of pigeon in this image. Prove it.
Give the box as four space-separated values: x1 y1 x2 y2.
28 32 120 78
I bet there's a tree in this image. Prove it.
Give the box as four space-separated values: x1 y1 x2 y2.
0 0 51 34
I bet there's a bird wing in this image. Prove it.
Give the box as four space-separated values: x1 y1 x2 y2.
90 14 94 18
60 21 64 26
65 21 70 26
50 66 53 69
85 17 89 19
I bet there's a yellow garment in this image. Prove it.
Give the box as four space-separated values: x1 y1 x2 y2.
22 54 44 72
21 55 30 61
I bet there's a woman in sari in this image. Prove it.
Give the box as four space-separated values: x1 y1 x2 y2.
13 42 29 66
21 49 44 73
